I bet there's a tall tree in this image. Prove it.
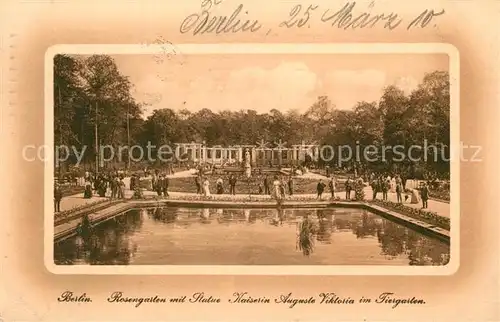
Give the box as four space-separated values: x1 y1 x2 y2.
78 55 137 164
54 54 82 147
379 85 409 146
353 101 383 147
53 60 449 176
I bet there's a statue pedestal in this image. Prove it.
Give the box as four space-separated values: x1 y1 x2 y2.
245 165 252 178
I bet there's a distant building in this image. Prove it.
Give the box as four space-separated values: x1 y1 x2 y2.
174 142 320 166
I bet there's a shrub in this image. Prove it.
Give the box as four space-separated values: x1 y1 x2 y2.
353 179 365 201
131 187 145 199
429 190 450 202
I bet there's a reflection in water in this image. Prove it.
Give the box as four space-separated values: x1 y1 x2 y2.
200 208 211 224
153 207 178 223
297 214 315 256
54 207 450 266
55 210 143 265
353 212 379 239
271 208 286 226
316 210 333 244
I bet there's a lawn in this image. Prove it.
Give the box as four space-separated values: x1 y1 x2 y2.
140 174 346 195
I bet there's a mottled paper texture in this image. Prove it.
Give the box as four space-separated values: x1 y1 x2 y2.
1 0 499 321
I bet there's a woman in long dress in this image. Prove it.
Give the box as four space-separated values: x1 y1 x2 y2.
390 176 396 193
216 177 224 194
203 177 211 197
410 188 421 204
83 180 93 199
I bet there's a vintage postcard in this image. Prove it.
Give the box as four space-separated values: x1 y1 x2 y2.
45 43 459 276
2 0 499 321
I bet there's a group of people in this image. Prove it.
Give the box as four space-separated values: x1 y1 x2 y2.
262 175 294 197
191 173 298 198
315 176 338 200
188 172 346 201
85 169 173 199
53 171 128 213
269 175 295 200
343 177 356 200
369 173 430 209
54 165 435 214
370 174 405 202
319 176 365 200
150 171 170 197
194 174 217 196
83 172 127 199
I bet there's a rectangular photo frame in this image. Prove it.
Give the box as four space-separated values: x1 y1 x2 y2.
44 43 460 275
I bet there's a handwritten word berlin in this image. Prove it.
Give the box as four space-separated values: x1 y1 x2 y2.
179 1 445 35
179 3 262 35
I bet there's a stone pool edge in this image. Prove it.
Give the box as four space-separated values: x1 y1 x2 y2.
53 199 450 244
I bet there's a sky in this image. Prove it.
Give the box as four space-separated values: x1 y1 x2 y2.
110 53 449 118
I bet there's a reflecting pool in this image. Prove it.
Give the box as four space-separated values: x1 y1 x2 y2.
54 207 450 266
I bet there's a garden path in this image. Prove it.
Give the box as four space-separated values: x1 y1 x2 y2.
59 177 450 220
363 186 450 218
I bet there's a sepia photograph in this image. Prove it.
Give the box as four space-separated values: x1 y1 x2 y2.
44 44 458 274
4 0 499 319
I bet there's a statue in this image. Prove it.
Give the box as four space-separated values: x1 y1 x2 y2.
244 149 250 165
244 148 252 178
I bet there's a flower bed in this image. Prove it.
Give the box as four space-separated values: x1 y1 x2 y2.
141 175 345 195
422 180 450 201
140 193 343 203
429 190 450 202
370 199 450 230
404 187 450 202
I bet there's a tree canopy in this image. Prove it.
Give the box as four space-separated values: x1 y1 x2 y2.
54 54 450 176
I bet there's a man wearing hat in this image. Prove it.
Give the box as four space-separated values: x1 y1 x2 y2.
54 183 63 212
156 174 164 196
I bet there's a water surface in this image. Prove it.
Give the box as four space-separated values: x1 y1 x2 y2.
54 207 450 266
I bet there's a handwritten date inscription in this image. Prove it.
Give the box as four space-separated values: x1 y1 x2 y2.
319 2 402 30
179 0 445 35
280 2 445 30
279 5 318 28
